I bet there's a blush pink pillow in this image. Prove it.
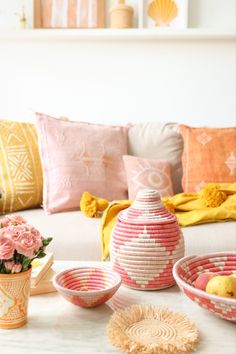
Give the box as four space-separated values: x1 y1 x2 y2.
36 113 128 213
123 155 174 199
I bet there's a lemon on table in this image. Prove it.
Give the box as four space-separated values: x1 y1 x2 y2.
206 275 236 299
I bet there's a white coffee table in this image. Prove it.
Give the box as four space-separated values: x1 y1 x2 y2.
1 261 235 354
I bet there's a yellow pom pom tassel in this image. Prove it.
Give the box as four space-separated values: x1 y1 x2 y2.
200 183 227 208
80 192 109 218
162 197 175 214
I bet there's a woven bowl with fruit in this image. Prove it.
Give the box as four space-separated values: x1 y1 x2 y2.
173 252 236 323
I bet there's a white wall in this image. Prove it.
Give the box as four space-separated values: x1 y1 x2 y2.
189 0 236 29
0 0 235 127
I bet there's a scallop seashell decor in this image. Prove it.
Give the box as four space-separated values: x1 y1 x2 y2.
110 189 185 290
148 0 178 27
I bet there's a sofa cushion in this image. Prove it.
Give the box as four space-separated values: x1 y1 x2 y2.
9 209 236 261
0 120 43 214
182 221 236 256
123 155 173 199
180 125 236 192
128 122 183 194
36 113 128 213
11 208 102 261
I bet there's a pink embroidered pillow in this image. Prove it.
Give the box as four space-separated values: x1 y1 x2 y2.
123 155 174 199
36 113 128 213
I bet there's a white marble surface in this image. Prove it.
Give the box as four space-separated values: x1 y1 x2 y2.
0 261 236 354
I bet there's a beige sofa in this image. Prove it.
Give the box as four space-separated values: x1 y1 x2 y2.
12 208 236 261
8 122 236 261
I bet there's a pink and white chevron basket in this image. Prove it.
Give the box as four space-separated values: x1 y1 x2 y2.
110 189 185 290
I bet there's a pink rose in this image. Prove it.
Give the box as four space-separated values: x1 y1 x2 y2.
14 226 43 258
1 215 27 227
0 231 15 260
4 260 14 271
4 261 22 273
4 226 22 242
27 225 43 242
11 262 22 273
4 224 43 245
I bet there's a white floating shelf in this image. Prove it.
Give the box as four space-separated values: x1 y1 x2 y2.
0 28 235 42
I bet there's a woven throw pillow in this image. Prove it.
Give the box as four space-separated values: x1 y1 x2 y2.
128 122 183 194
36 113 128 214
123 155 174 199
0 120 43 214
180 125 236 192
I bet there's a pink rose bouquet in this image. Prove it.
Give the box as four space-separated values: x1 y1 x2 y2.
0 215 52 274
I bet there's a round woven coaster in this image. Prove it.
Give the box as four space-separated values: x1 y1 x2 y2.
107 304 199 354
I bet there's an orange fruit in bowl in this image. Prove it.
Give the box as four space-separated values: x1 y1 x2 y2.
195 272 216 291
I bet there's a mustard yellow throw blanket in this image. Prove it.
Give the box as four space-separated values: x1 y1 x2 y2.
100 200 132 261
80 184 236 260
162 183 236 227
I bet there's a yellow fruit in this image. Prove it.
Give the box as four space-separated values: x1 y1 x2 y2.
206 275 236 299
230 273 236 279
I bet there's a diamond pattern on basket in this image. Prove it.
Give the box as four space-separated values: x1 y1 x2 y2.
111 189 185 290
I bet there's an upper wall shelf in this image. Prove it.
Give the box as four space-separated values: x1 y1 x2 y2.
0 28 235 42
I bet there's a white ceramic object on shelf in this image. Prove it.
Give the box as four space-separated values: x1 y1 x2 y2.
110 189 185 290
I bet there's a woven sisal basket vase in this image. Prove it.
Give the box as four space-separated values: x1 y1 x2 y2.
110 189 185 290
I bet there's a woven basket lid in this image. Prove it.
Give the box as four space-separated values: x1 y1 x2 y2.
118 189 177 225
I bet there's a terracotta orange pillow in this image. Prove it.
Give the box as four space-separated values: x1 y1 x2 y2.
36 113 128 213
123 155 174 199
180 125 236 192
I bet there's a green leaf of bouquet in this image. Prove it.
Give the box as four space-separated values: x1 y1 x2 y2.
15 253 21 262
37 251 46 259
42 237 53 246
0 222 2 228
22 258 31 269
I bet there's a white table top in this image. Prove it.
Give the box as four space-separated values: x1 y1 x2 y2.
1 261 236 354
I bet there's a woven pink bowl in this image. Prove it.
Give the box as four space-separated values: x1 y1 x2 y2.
173 252 236 323
53 267 122 308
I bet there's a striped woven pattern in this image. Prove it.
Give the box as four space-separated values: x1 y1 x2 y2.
111 189 184 290
173 252 236 322
41 0 105 28
53 267 121 308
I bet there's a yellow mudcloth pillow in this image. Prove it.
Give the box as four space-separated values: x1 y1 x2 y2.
0 120 43 214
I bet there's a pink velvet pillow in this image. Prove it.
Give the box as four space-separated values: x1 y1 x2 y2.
36 113 128 213
123 155 174 199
